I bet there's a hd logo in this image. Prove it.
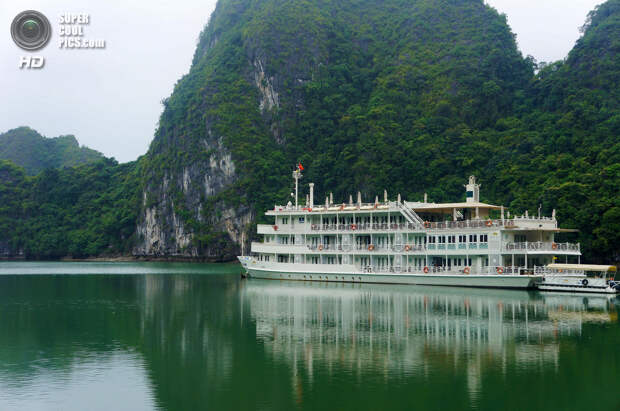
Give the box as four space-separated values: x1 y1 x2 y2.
19 56 45 69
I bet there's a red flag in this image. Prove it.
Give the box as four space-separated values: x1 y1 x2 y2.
298 163 304 171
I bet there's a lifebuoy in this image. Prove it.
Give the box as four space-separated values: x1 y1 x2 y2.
496 266 503 274
424 221 431 229
273 225 279 231
318 244 324 251
351 224 357 230
368 244 375 251
423 266 429 273
405 245 411 251
485 220 493 227
463 267 470 275
552 243 558 250
582 279 589 287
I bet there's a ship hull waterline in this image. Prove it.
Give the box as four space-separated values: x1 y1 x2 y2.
243 266 541 289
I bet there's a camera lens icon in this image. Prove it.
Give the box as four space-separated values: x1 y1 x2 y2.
11 10 51 51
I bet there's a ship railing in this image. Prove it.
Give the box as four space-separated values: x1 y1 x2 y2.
366 266 524 275
305 219 525 232
504 242 580 252
309 223 421 232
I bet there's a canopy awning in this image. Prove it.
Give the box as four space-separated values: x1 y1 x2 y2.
547 263 616 272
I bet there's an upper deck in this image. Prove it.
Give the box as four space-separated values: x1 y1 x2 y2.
262 175 574 235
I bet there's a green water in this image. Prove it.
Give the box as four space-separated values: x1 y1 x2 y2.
0 262 618 411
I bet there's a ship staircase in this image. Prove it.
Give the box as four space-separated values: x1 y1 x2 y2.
396 202 424 226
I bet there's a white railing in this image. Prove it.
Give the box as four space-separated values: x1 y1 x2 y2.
504 242 580 252
363 266 528 275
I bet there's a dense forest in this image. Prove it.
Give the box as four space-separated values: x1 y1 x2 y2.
0 127 103 175
0 0 618 262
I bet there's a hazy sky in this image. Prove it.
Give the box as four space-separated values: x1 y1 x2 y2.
0 0 603 163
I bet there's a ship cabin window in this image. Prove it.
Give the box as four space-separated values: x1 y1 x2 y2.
438 236 446 244
458 235 466 243
480 234 488 243
298 217 305 223
469 234 477 243
428 236 436 244
277 255 289 263
447 235 455 243
281 217 289 224
264 256 269 262
514 234 526 243
327 256 336 264
311 256 319 264
280 237 289 245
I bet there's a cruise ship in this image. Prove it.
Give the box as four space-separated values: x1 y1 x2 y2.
239 171 582 289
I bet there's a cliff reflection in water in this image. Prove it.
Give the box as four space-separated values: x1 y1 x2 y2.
242 280 617 397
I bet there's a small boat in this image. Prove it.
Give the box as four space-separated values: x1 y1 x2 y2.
537 264 618 294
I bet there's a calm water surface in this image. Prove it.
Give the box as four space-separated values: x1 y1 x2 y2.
0 262 619 411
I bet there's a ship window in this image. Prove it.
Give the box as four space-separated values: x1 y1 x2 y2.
515 234 526 243
469 234 477 243
459 235 466 243
448 235 455 243
298 217 305 223
438 236 446 244
480 234 488 243
428 236 436 244
466 191 473 198
282 217 288 224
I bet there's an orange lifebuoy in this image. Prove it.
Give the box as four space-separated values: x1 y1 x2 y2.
423 266 429 273
273 225 278 231
368 244 375 251
405 245 411 251
318 244 323 251
496 266 503 274
463 267 470 275
552 243 558 250
351 224 357 230
485 220 493 227
424 221 431 229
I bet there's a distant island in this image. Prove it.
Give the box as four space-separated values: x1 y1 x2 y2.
0 127 103 175
1 0 618 264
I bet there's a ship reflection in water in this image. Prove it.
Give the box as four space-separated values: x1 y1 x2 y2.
242 280 617 401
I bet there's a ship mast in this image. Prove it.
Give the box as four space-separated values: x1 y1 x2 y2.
293 165 303 209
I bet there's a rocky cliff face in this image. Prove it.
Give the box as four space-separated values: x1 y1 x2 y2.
134 129 254 259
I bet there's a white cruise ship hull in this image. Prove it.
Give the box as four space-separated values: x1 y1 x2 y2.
238 258 541 289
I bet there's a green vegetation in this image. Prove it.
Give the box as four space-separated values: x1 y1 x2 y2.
0 158 141 259
0 127 104 175
0 0 618 262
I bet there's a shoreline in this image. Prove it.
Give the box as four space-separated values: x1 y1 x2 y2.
1 255 238 263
